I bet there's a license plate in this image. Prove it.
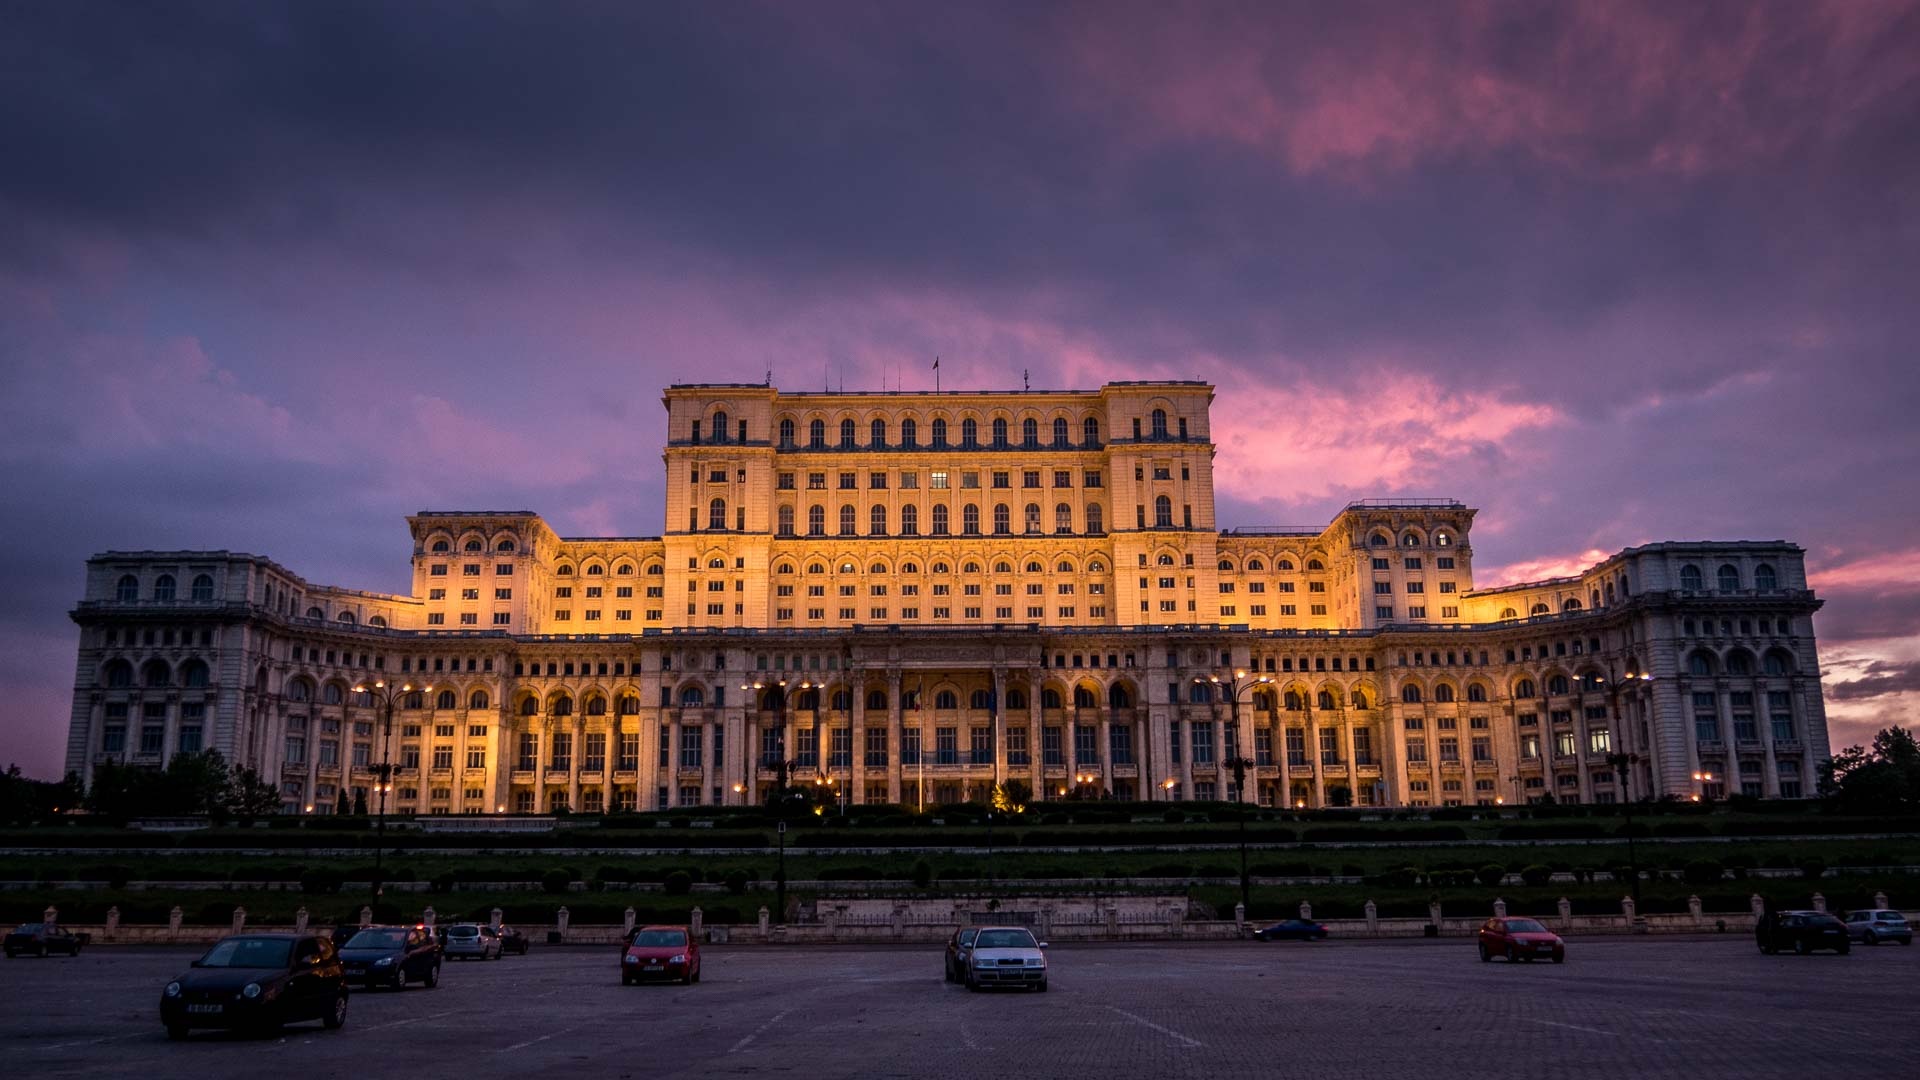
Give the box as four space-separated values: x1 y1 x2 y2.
187 1004 223 1014
347 968 365 975
644 965 663 971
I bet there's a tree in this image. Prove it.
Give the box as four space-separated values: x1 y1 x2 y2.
1820 726 1920 814
160 749 235 820
0 766 82 825
991 780 1030 815
227 767 281 823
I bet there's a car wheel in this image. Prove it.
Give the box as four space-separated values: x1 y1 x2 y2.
1901 938 1912 946
622 974 633 986
1864 932 1878 946
691 966 700 984
166 1024 188 1040
391 966 407 991
322 993 347 1030
1036 979 1048 993
1552 954 1564 964
1478 944 1490 962
1506 945 1519 962
1794 939 1810 955
3 949 12 959
1837 944 1850 955
423 964 439 989
37 944 48 958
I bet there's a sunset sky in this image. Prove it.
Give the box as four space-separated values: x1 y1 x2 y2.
3 1 1917 778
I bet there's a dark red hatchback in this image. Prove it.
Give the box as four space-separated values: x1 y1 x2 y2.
621 925 700 985
1477 917 1566 963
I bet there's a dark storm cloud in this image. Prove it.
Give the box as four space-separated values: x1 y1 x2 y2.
3 0 1919 775
1828 659 1920 703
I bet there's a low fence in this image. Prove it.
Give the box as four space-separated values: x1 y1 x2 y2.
27 890 1910 947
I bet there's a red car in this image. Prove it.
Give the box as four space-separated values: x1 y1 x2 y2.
1478 917 1565 963
621 925 700 985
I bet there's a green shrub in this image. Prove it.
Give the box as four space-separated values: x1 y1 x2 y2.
541 869 573 895
1519 864 1553 887
1682 859 1724 886
1163 808 1185 824
300 869 344 894
724 869 752 894
663 870 694 895
430 872 456 894
1476 864 1507 888
1800 857 1827 880
911 860 932 888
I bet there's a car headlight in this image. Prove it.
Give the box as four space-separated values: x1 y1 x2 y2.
975 958 994 968
670 954 687 964
242 983 262 999
373 957 394 967
164 981 181 997
623 954 639 964
1025 958 1045 967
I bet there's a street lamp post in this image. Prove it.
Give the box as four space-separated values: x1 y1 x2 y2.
1195 669 1273 918
350 678 428 912
743 677 811 925
1602 666 1654 925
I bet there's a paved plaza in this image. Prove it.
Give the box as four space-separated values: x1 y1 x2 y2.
3 937 1915 1079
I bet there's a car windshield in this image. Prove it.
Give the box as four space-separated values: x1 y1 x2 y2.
1878 913 1907 922
973 929 1037 949
1506 919 1548 933
200 938 293 968
13 923 43 934
345 929 409 949
632 930 687 947
447 926 478 938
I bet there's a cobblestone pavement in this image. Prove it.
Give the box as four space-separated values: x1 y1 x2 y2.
4 936 1915 1079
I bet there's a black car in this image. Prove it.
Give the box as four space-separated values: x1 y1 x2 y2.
1758 910 1851 955
497 925 531 955
5 923 89 957
337 925 442 989
943 927 980 982
161 934 347 1038
1253 919 1329 942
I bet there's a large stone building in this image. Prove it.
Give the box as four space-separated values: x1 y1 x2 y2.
66 382 1831 815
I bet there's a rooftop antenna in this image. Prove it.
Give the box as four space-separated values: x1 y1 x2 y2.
764 365 773 388
1023 368 1030 392
934 354 941 393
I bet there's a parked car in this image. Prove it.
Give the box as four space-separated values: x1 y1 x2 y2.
1253 919 1328 942
621 925 700 985
443 923 502 961
1758 911 1850 955
5 923 89 958
1477 917 1566 963
963 926 1048 992
160 933 347 1039
337 924 442 989
498 925 531 955
1843 909 1913 946
943 927 980 983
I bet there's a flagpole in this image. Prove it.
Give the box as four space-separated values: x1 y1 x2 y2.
933 355 940 393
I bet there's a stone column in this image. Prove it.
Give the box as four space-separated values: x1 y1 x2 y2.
169 906 183 937
1306 707 1325 807
1750 894 1765 919
1812 893 1826 913
1299 900 1312 920
690 907 703 937
1875 891 1889 909
1027 677 1044 799
491 907 503 929
422 906 436 929
231 907 247 934
1687 895 1703 922
1427 898 1442 931
758 906 771 940
1364 900 1378 936
360 906 373 928
1097 708 1113 794
851 678 867 805
1493 898 1507 918
44 904 58 926
105 906 120 939
568 716 584 812
294 908 308 934
556 906 571 935
887 669 904 804
1558 897 1573 927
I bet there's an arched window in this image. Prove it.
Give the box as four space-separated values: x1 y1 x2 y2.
1026 561 1043 573
1006 688 1028 709
1086 504 1103 534
709 498 727 531
1434 684 1455 703
809 418 826 448
1109 684 1133 708
839 505 857 535
322 683 344 705
1763 650 1792 676
1055 503 1073 533
932 505 950 535
618 694 640 715
286 677 314 702
778 505 795 536
1024 503 1041 533
1435 531 1452 547
992 504 1010 535
961 418 978 447
991 417 1008 447
1022 417 1038 447
104 659 135 688
1317 690 1336 710
468 689 490 709
496 538 516 552
1074 686 1099 708
1052 417 1069 446
1218 559 1234 571
1400 684 1422 704
900 418 917 447
1546 675 1569 695
808 505 826 536
901 505 919 535
1150 408 1168 438
464 538 483 552
1563 598 1582 611
189 574 215 600
935 690 958 710
932 418 949 447
432 539 451 553
840 418 856 448
676 685 704 706
1306 559 1324 571
139 659 170 687
519 697 538 716
585 695 607 716
1154 495 1172 528
1083 417 1099 445
971 689 992 709
962 504 980 535
870 417 886 447
180 659 210 687
1370 533 1390 547
115 574 139 602
437 689 457 709
1717 564 1741 593
1500 608 1518 620
1467 684 1487 702
551 694 574 716
337 611 356 624
1402 532 1420 548
1725 650 1753 676
1057 560 1073 573
1157 554 1174 566
1352 691 1369 710
556 564 574 576
870 505 888 535
1515 679 1536 699
153 574 176 602
368 615 387 627
1530 603 1550 615
1041 688 1062 709
866 689 888 710
779 417 796 448
1754 564 1777 591
1688 650 1715 677
1680 564 1703 591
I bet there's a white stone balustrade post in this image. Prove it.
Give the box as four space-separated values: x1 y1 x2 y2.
295 908 309 934
231 907 247 934
1364 900 1378 935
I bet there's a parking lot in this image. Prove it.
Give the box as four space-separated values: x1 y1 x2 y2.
4 936 1916 1079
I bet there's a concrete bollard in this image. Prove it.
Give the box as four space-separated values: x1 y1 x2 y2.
1688 895 1703 920
1493 898 1507 918
359 906 373 929
1621 897 1636 926
758 906 771 939
1299 900 1312 921
1557 897 1573 928
422 906 436 929
1163 903 1177 939
295 907 309 934
623 907 637 937
1234 902 1245 930
556 906 571 934
105 907 120 939
1812 893 1826 913
891 903 907 939
1428 899 1443 930
691 907 703 937
232 907 247 934
1750 894 1765 918
168 906 184 937
1875 891 1889 910
1364 900 1378 936
1037 907 1052 941
491 907 503 929
44 905 57 926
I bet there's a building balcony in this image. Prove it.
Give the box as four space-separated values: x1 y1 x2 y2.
428 768 453 780
1773 741 1803 754
281 762 307 776
1288 765 1315 778
1517 758 1544 771
1736 740 1763 753
1355 764 1381 778
613 769 638 783
1696 740 1726 755
1472 758 1499 771
579 770 605 783
510 769 535 784
1439 760 1464 772
542 769 570 784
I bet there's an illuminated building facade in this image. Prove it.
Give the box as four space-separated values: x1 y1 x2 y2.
67 382 1831 813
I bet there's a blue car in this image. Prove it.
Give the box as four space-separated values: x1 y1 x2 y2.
1253 919 1328 941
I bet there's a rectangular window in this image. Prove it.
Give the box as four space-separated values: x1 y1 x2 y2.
1074 723 1098 765
1692 692 1720 742
865 726 888 767
1768 691 1794 741
1042 726 1063 767
900 727 922 766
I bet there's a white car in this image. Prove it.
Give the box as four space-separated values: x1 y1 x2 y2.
442 923 502 960
964 926 1048 992
1842 909 1913 946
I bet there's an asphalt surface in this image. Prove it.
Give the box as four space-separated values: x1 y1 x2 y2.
4 936 1916 1079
